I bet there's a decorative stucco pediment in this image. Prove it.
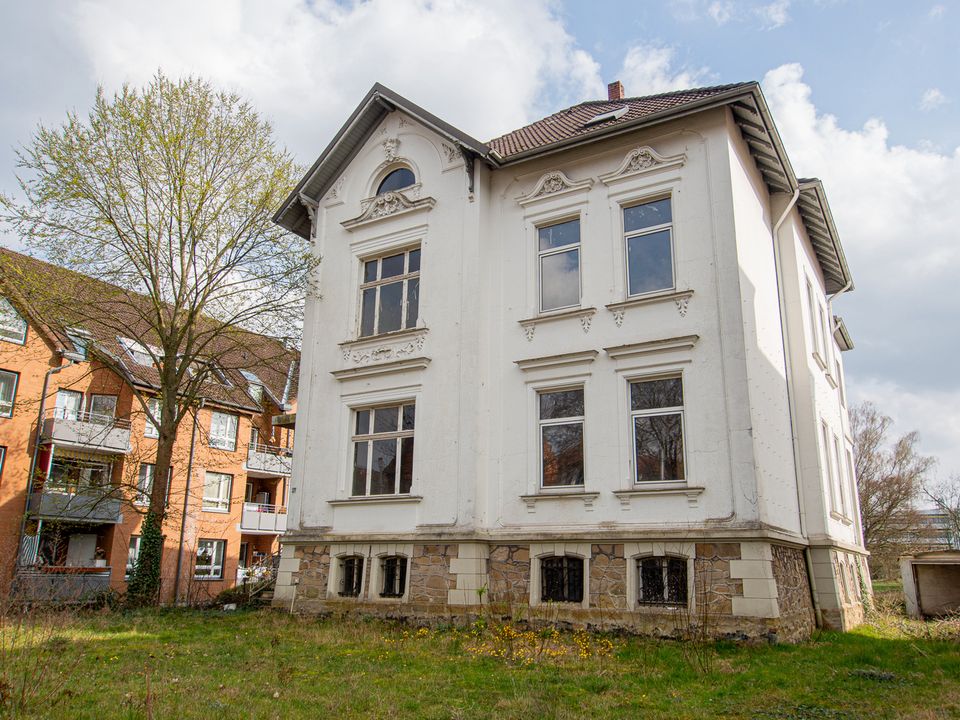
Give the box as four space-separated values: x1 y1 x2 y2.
598 146 686 185
516 170 594 206
341 190 436 231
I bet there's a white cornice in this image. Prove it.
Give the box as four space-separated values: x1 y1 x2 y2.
599 146 686 186
516 170 594 206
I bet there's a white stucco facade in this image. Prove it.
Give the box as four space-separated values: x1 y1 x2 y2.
274 83 869 637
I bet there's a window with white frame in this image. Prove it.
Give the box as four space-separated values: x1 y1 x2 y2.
54 389 82 420
194 539 225 579
126 536 141 578
845 447 857 519
835 360 846 406
377 167 415 195
202 471 232 512
351 403 415 496
379 555 407 598
339 556 365 597
537 219 581 312
833 433 848 517
821 422 839 513
540 556 584 603
538 388 584 488
119 337 155 366
624 197 674 296
637 556 688 606
88 394 117 423
359 248 420 337
0 370 17 418
805 279 823 359
630 377 685 482
66 329 89 359
818 304 831 364
144 397 161 438
136 463 172 506
0 297 27 344
209 411 238 451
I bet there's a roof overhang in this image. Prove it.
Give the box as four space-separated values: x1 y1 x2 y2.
833 315 854 352
274 83 494 239
796 179 853 294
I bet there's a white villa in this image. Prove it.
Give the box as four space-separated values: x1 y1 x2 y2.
272 80 868 639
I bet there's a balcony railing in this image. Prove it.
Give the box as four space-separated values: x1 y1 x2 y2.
12 567 112 603
28 488 123 523
245 443 293 477
239 502 287 534
41 409 132 454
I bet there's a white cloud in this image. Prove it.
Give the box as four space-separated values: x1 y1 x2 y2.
763 64 960 475
617 45 709 96
920 87 947 111
64 0 603 158
929 4 946 19
756 0 791 28
708 1 734 24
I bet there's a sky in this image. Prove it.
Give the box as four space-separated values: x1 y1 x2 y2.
1 0 958 480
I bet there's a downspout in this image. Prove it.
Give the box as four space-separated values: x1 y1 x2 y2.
771 186 823 627
172 399 203 604
827 280 853 334
18 359 74 565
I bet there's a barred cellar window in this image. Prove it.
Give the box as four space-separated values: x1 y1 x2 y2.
637 556 688 606
540 556 583 603
380 556 407 598
339 556 364 597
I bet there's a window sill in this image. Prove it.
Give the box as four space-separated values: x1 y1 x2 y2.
201 507 230 514
812 352 827 371
520 490 599 512
825 372 838 389
342 326 427 348
605 289 693 324
328 495 423 507
613 485 704 508
830 510 853 525
193 576 224 582
518 307 597 341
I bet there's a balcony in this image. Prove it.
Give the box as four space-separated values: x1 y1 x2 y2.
245 443 292 478
28 488 123 523
41 409 132 454
239 502 287 534
12 568 112 603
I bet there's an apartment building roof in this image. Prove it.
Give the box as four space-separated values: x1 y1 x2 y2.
276 81 853 295
0 246 298 414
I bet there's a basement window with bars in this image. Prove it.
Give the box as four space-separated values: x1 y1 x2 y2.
540 556 583 604
339 556 364 597
637 556 688 607
379 556 407 598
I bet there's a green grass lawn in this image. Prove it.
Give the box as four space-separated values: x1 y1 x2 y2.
1 606 958 720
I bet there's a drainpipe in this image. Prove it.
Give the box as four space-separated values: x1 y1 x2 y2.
18 359 74 565
827 279 853 334
770 186 822 627
172 399 203 604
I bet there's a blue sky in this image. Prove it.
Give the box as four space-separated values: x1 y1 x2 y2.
1 0 958 479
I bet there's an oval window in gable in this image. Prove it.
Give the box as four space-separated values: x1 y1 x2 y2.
376 167 416 195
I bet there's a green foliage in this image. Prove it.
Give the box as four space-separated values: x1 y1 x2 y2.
126 511 164 606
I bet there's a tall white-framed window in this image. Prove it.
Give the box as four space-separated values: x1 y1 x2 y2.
805 279 824 359
54 389 82 420
0 370 18 418
538 388 585 488
0 297 27 344
194 539 225 579
202 471 232 512
351 403 415 496
136 463 172 506
835 360 846 407
818 304 831 365
209 411 238 451
821 421 839 513
623 197 674 297
144 397 161 438
359 247 420 337
126 536 141 578
537 218 581 312
833 433 849 518
630 377 685 482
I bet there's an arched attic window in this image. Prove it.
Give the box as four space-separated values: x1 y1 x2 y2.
376 167 415 195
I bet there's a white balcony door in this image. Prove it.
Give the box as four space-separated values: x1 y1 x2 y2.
65 533 97 567
55 390 82 420
88 395 117 423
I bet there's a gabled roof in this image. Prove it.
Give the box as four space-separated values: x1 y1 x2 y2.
276 82 851 294
274 83 494 240
0 247 298 413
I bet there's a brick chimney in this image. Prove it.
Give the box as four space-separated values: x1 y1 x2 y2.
607 80 625 101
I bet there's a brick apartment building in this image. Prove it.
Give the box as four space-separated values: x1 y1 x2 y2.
0 247 296 603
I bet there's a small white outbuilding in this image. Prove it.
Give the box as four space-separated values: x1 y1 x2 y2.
900 551 960 618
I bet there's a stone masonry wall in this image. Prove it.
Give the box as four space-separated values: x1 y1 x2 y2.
408 544 456 604
694 542 743 617
293 544 330 612
589 544 627 610
770 544 816 641
487 545 529 606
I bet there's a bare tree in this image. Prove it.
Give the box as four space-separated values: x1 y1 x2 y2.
923 475 960 550
1 72 316 603
850 401 935 573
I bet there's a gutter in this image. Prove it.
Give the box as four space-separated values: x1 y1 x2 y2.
172 399 203 603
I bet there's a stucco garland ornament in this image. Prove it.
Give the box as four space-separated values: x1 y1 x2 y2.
613 309 625 327
674 295 690 317
383 137 401 162
626 148 658 172
579 313 593 333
